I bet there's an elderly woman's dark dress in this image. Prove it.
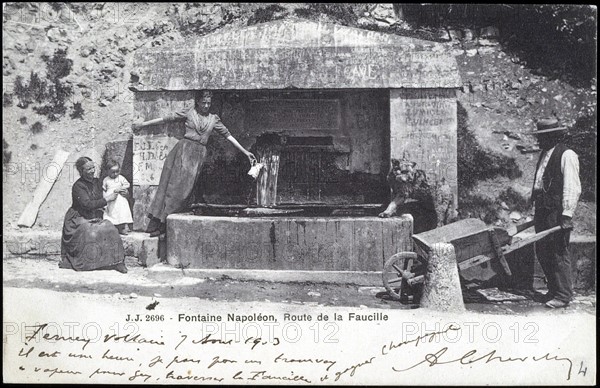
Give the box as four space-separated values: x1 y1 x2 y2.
60 177 125 270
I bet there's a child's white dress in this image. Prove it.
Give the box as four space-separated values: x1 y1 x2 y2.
103 175 133 225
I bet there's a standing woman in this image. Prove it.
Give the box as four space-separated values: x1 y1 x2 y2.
60 156 128 273
133 90 256 236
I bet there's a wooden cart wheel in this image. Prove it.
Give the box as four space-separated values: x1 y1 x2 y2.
382 252 424 302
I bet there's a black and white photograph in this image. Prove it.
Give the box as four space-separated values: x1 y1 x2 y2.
2 3 596 384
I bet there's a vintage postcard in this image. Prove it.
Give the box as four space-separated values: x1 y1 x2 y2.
3 3 596 385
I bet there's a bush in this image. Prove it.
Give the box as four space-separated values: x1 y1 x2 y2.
12 49 77 121
30 121 44 134
14 75 32 108
42 48 72 81
294 3 358 25
498 187 529 213
15 72 51 109
70 102 85 119
247 4 288 25
3 92 13 107
29 71 48 103
564 112 597 201
33 81 72 121
456 102 524 224
168 3 238 36
502 5 596 87
457 192 499 224
48 2 62 12
398 4 597 87
34 49 74 121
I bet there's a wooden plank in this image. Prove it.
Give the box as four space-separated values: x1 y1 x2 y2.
412 218 487 250
451 227 510 263
506 220 535 236
240 208 304 217
458 254 493 270
414 221 510 264
489 229 512 277
190 203 247 209
275 203 382 209
502 226 562 255
17 150 70 228
451 230 495 262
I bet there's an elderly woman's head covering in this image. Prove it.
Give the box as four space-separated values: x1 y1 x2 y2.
75 156 93 175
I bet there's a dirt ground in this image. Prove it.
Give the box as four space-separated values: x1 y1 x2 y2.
3 256 595 316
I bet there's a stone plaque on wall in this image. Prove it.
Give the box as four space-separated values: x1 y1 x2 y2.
132 135 179 231
390 88 458 208
132 135 179 185
246 99 340 132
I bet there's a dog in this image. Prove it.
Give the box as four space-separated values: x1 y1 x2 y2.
379 158 455 231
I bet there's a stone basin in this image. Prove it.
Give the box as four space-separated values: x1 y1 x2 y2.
167 214 413 271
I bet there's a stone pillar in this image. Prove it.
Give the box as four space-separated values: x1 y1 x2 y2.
420 242 465 311
389 89 458 221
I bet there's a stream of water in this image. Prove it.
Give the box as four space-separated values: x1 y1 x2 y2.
256 146 280 207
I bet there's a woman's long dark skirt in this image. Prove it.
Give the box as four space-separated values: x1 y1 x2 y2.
147 139 207 223
60 208 125 271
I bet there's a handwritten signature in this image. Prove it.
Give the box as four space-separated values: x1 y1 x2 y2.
391 346 573 380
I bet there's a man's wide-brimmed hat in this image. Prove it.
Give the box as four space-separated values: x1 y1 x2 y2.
532 118 567 134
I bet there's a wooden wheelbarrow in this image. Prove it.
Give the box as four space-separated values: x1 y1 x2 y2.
382 218 562 302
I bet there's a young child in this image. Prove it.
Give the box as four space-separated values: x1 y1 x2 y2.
103 160 133 235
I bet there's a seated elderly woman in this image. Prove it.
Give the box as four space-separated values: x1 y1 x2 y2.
60 156 128 273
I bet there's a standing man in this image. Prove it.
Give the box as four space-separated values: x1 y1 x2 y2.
531 118 581 308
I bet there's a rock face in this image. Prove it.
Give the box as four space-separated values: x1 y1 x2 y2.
1 3 595 238
420 242 466 311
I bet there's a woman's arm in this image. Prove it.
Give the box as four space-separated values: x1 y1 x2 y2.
226 135 256 164
132 109 188 131
132 117 165 131
212 115 256 164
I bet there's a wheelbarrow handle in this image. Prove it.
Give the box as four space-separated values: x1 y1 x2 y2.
503 225 563 254
507 220 535 236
